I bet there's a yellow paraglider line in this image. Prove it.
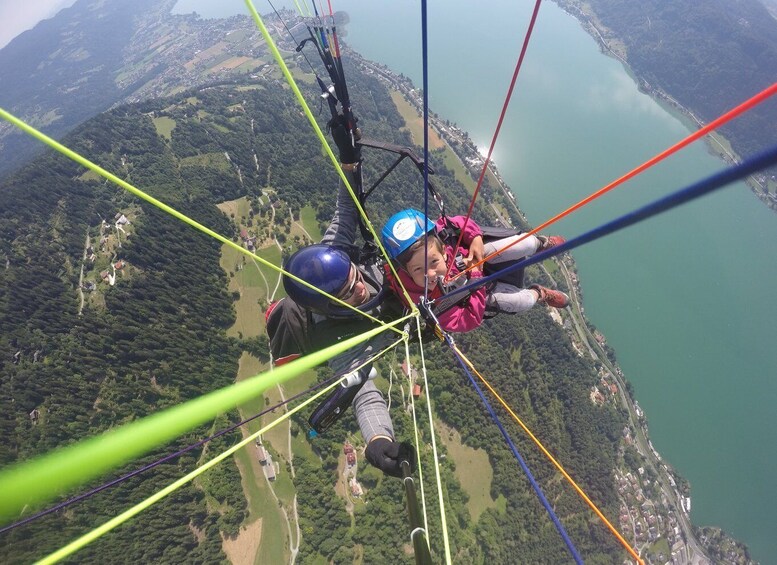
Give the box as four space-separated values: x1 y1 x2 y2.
0 107 402 333
33 335 407 564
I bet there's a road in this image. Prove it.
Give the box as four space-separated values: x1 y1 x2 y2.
556 258 709 564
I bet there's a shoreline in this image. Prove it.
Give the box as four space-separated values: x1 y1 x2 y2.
348 48 755 564
554 0 777 213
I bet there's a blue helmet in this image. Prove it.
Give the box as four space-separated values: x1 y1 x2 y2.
283 244 353 313
381 209 435 260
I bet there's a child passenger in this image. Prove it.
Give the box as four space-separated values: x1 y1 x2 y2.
380 209 569 333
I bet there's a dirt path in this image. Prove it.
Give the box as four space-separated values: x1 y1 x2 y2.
77 230 90 315
275 384 296 479
271 383 301 563
270 238 283 301
222 519 262 565
250 256 271 298
290 208 314 242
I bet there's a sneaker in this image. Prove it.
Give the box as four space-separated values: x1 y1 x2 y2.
537 235 566 252
531 284 570 308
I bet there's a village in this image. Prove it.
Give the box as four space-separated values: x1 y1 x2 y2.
117 12 302 108
77 211 135 304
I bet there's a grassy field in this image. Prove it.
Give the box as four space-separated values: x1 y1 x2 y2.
290 428 317 462
436 421 498 521
231 352 291 565
289 64 317 85
28 109 61 128
235 59 265 73
235 353 268 428
389 90 444 150
210 121 232 133
299 205 323 241
235 447 288 565
283 369 318 396
221 246 260 339
226 29 252 43
152 116 176 140
222 243 283 338
237 84 265 92
181 152 232 171
262 384 290 462
255 244 283 299
438 144 477 194
217 196 251 220
646 536 670 563
542 255 561 279
269 460 297 507
79 170 101 182
218 195 286 337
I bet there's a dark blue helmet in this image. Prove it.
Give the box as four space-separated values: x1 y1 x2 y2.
282 244 353 313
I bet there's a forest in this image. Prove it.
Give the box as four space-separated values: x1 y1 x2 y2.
0 52 632 563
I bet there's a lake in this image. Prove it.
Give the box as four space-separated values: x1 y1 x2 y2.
175 1 777 561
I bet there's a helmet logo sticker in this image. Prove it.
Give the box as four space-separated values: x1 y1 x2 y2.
392 217 418 242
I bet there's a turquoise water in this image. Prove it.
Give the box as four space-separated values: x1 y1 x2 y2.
176 1 777 561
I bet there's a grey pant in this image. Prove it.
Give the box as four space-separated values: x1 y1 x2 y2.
484 234 540 314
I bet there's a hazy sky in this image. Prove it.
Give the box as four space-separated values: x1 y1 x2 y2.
0 0 77 49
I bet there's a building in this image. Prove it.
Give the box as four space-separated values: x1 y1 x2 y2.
346 452 356 467
257 445 268 465
590 386 605 405
349 477 363 497
412 383 422 398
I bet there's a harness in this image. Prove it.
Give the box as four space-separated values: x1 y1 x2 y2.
382 221 526 322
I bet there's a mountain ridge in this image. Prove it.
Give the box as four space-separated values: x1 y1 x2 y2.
0 2 761 563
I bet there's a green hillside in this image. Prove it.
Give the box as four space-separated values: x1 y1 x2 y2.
0 57 674 563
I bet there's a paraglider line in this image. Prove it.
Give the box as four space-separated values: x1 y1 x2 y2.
455 81 777 279
445 337 584 564
0 374 341 535
414 314 453 562
404 338 431 543
266 0 319 74
0 105 399 331
444 0 543 280
441 141 777 304
244 0 417 310
31 335 407 563
36 373 347 564
451 344 644 563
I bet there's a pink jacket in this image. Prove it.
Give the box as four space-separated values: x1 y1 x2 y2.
392 216 487 333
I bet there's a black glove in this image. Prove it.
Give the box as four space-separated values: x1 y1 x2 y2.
328 113 361 164
365 437 415 478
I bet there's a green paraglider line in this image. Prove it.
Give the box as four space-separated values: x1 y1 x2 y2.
0 316 411 525
242 0 417 311
33 335 407 564
36 379 339 564
0 106 402 331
